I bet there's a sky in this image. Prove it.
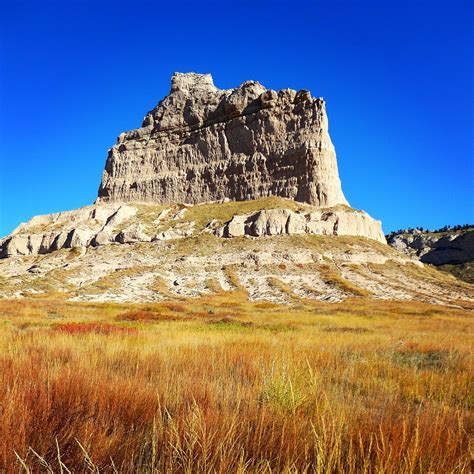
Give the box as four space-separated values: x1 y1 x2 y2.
0 0 472 237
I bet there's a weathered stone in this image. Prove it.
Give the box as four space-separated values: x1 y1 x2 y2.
224 215 248 238
1 236 29 257
172 208 188 220
154 208 172 223
102 205 137 228
115 224 151 244
287 213 306 234
216 208 386 243
334 211 385 242
28 235 43 254
248 209 293 236
96 72 348 208
306 211 334 235
91 230 114 247
153 228 192 241
64 228 94 248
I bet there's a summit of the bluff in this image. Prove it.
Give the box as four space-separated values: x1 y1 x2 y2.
97 72 348 208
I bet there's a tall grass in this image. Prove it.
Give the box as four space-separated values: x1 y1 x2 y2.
0 296 471 472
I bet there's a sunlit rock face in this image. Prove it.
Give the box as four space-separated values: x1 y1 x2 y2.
96 72 349 208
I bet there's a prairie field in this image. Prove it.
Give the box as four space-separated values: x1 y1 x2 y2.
0 294 472 472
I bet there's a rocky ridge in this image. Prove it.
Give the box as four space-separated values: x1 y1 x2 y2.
387 228 473 265
0 198 385 258
97 72 348 207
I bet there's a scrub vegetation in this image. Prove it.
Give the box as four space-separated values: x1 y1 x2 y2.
0 295 472 472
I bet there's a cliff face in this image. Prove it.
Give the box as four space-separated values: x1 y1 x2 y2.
97 72 348 207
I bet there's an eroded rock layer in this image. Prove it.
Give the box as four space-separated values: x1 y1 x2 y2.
97 72 348 207
0 199 385 258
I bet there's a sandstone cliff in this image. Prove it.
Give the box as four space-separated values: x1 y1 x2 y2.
0 73 427 304
97 72 348 207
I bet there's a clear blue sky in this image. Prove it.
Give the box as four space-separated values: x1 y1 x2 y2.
0 0 472 237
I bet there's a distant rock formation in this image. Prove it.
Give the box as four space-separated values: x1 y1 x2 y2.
97 72 348 207
387 228 474 266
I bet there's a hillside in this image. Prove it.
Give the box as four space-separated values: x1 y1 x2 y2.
1 198 471 306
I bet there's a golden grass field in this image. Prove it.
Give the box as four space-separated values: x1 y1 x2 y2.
0 293 472 472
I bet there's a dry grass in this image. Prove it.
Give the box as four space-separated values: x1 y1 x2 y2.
53 321 138 334
267 277 300 302
318 264 371 297
223 265 247 293
150 275 176 298
173 196 312 231
136 197 362 236
0 295 472 472
205 277 224 293
76 265 152 295
116 309 189 322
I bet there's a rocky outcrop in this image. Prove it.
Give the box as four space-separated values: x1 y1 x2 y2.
387 229 474 265
0 204 137 258
0 200 385 258
97 72 348 208
215 208 385 243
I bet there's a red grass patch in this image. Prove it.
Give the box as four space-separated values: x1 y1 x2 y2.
160 302 187 313
52 322 137 335
116 310 187 322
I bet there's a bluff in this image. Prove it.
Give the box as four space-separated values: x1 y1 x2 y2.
1 73 472 304
97 72 348 207
0 72 387 261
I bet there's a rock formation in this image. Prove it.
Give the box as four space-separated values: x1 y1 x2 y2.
1 72 389 266
97 72 348 207
0 72 471 305
387 228 474 266
215 208 385 242
387 227 474 282
1 199 471 305
0 199 385 258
